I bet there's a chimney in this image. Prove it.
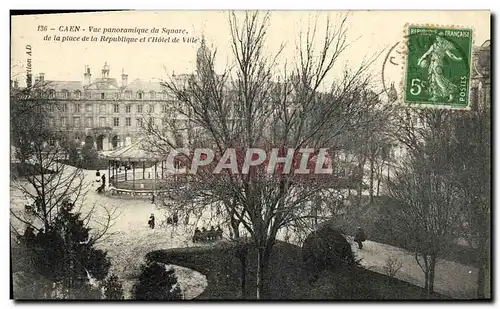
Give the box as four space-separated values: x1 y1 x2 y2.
102 62 110 78
84 66 92 85
121 69 128 87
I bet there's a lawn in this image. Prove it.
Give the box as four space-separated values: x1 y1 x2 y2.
334 196 481 267
59 159 109 171
11 162 56 177
147 240 448 300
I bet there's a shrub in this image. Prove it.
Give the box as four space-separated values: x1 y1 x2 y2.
102 274 124 300
383 255 403 278
132 261 183 300
81 143 99 166
302 224 356 277
68 144 80 164
19 199 111 299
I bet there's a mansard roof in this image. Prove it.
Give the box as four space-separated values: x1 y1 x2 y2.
41 78 166 93
43 80 83 92
125 78 164 92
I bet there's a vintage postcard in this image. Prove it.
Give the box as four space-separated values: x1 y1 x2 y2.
10 10 491 301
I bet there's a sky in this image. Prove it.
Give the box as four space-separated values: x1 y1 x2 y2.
11 10 490 90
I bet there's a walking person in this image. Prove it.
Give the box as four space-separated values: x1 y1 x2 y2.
354 227 367 249
95 170 101 186
148 214 155 229
172 212 179 226
34 196 42 213
101 173 106 191
193 227 201 243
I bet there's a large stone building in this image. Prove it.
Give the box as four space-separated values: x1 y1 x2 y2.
29 39 490 154
36 63 188 151
470 40 491 111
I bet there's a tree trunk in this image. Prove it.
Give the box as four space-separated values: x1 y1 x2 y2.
423 270 429 298
235 242 248 298
240 253 247 298
376 162 383 196
476 229 490 298
386 161 390 183
230 216 240 239
376 173 381 196
416 253 430 298
256 247 263 299
357 158 365 206
256 245 271 299
428 254 437 298
476 239 485 298
369 157 374 203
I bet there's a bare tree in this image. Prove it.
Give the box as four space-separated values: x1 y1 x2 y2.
10 79 116 241
143 11 382 299
342 98 394 204
448 100 491 298
10 79 118 299
387 110 463 297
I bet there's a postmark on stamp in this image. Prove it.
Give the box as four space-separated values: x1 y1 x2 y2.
403 25 473 109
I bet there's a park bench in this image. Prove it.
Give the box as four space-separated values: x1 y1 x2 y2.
109 186 171 198
192 229 223 243
24 204 35 214
109 187 153 197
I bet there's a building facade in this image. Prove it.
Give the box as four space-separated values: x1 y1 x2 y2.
36 63 188 151
470 40 491 111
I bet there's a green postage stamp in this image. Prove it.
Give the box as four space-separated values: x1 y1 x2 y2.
403 25 473 109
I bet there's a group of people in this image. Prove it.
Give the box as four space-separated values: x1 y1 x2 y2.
147 213 179 229
94 170 107 194
165 212 179 225
192 226 223 243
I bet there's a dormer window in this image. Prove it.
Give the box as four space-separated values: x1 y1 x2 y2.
150 91 156 100
74 90 81 99
137 91 143 100
48 89 56 99
125 91 132 99
101 92 105 100
61 90 69 99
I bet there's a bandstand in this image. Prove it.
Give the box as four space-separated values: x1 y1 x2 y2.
101 139 175 198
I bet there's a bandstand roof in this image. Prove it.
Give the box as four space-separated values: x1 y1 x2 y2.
101 138 163 162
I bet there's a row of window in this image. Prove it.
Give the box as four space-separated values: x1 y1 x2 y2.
50 102 185 114
43 90 168 100
56 116 167 128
